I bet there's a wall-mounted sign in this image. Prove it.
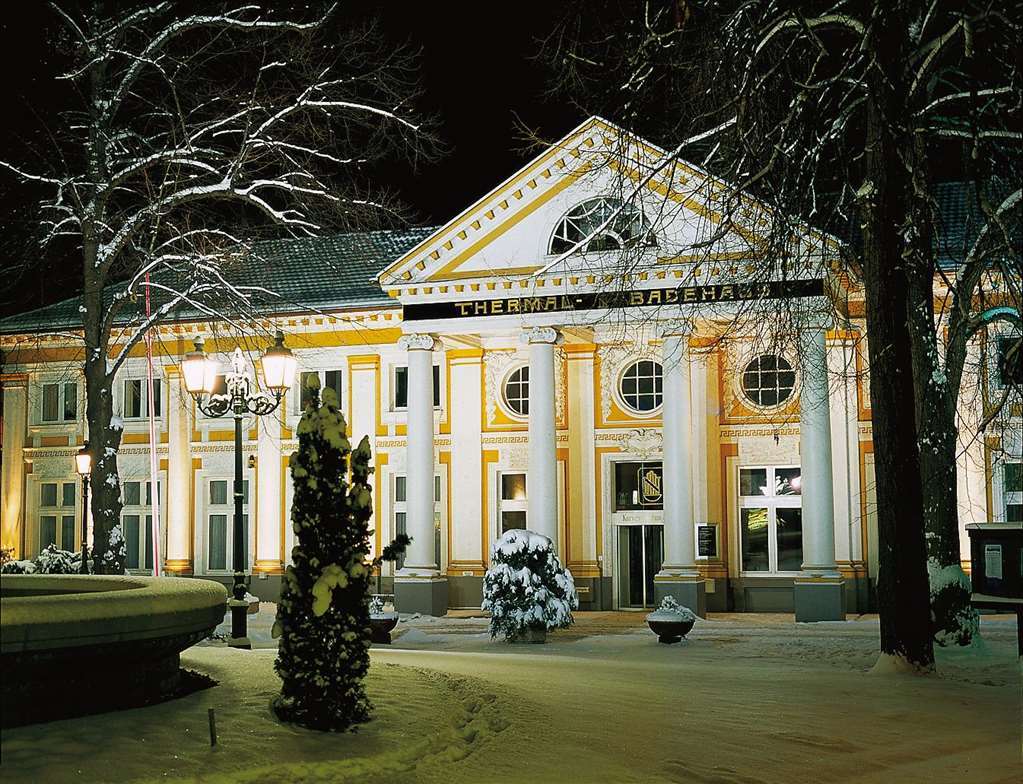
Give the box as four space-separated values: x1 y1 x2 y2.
403 279 826 321
985 543 1003 582
697 524 718 559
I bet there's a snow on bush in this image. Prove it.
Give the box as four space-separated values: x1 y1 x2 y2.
928 558 980 647
482 529 578 641
646 595 697 623
1 545 81 575
272 376 407 732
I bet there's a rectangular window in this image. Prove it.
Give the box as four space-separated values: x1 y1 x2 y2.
122 379 162 419
1005 463 1022 523
41 382 77 423
206 478 249 571
738 466 803 574
996 337 1021 388
122 480 160 572
297 369 344 412
498 471 528 535
39 481 77 551
392 473 442 569
394 365 441 409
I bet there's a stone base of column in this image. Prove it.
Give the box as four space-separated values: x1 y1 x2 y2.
653 575 707 619
794 577 845 622
394 575 449 616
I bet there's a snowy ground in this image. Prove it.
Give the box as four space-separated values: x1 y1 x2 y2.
2 611 1019 783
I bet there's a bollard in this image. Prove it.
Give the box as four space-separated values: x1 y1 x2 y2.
208 707 217 747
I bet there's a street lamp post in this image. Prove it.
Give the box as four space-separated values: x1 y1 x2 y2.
182 331 296 648
75 444 92 575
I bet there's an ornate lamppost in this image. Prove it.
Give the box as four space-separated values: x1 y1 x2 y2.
182 331 296 648
75 443 92 575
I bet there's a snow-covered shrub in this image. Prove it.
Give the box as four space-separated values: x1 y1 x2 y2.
929 559 979 647
482 529 578 641
1 559 36 574
647 595 696 622
35 544 81 574
273 376 407 732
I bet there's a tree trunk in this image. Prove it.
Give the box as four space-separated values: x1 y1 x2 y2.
82 237 125 574
859 11 935 671
908 275 978 646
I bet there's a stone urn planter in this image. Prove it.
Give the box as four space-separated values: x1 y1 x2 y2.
369 612 399 644
510 625 547 644
646 596 697 644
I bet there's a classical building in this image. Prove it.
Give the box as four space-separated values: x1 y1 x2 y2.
1 118 1019 618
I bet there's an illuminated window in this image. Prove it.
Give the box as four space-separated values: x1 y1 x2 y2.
741 354 796 408
738 466 803 573
549 198 656 255
39 481 77 552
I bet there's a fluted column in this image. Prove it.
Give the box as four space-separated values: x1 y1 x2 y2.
524 326 560 545
164 369 192 573
794 321 844 621
654 330 706 616
394 333 447 615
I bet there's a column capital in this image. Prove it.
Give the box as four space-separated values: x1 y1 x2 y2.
398 333 435 352
521 326 561 345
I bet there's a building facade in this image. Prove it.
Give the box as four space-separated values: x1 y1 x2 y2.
2 118 1019 617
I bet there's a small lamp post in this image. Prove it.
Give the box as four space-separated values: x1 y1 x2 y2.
75 443 92 574
182 331 295 648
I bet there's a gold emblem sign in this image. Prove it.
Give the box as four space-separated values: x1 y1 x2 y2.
639 467 662 505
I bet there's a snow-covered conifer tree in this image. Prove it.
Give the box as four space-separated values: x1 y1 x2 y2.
482 529 578 642
272 375 382 731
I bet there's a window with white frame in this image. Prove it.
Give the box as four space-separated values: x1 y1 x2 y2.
1004 462 1022 523
503 367 529 417
738 466 803 573
393 365 441 409
121 378 162 419
498 472 527 533
40 381 78 423
297 369 343 412
39 481 77 551
393 474 441 569
207 478 249 571
619 360 663 413
549 197 657 255
122 480 161 571
740 354 796 408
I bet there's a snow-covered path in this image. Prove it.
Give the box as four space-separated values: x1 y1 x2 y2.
2 615 1018 783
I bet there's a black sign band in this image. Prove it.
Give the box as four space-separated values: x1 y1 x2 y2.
402 279 825 321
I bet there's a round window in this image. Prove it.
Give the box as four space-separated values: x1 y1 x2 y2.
741 354 796 408
503 366 529 417
620 360 663 413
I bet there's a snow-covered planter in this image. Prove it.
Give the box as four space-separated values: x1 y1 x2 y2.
645 596 697 644
368 596 399 644
482 529 578 643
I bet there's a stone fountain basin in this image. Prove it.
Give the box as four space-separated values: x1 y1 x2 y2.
1 575 227 726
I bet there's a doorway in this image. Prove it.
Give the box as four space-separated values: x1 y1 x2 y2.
616 524 664 608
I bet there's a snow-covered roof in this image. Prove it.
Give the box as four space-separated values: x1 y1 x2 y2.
0 227 438 335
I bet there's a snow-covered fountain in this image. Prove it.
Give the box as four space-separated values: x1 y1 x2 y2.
1 574 226 726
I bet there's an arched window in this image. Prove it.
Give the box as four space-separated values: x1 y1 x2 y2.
619 360 663 413
549 197 656 255
503 366 529 416
741 355 796 408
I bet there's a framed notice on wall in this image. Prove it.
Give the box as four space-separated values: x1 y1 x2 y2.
697 524 718 559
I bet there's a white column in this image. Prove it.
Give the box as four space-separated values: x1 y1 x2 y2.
524 327 559 544
1 377 27 559
255 416 282 572
398 333 438 574
799 325 839 575
165 369 192 571
660 333 698 575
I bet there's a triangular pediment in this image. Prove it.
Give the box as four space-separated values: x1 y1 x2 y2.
378 117 838 295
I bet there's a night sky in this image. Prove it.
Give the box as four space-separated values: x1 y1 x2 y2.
0 2 581 318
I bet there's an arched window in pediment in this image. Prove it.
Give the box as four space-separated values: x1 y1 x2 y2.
548 197 657 255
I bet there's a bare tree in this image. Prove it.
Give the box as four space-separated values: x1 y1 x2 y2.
540 0 1020 668
1 2 436 572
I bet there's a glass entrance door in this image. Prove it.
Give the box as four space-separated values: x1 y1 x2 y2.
616 524 664 608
